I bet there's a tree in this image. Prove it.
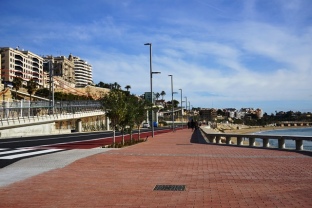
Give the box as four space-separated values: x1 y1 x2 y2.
35 88 50 98
101 90 127 146
26 78 37 101
125 85 131 92
160 91 166 100
96 81 105 88
113 82 121 90
12 77 23 99
129 96 150 139
167 99 179 108
173 99 179 108
155 92 160 101
119 95 137 144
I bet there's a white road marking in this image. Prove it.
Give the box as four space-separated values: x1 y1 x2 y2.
0 149 63 160
0 148 32 155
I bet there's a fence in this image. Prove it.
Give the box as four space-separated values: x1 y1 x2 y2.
0 100 102 121
200 130 312 151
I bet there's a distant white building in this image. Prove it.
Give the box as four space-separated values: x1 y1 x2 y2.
71 55 93 88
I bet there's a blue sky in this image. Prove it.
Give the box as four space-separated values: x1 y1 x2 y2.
1 0 312 114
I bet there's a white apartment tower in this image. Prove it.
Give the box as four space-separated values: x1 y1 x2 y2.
0 47 44 87
71 55 92 87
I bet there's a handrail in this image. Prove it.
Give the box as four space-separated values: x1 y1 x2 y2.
200 129 312 151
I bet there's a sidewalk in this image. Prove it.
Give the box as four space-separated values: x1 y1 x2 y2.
0 128 311 207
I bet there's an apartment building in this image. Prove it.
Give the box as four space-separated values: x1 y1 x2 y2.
199 108 217 122
71 55 92 88
0 47 44 87
1 46 93 91
43 55 76 88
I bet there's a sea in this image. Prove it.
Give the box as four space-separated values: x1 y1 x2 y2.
254 127 312 151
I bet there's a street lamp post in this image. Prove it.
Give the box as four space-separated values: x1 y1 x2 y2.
48 60 54 115
168 75 174 131
185 96 187 121
179 89 183 128
144 43 160 138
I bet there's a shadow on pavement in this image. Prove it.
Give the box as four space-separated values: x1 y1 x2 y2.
190 129 208 144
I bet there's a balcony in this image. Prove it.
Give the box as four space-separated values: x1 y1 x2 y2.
33 62 39 68
33 68 40 73
15 60 23 66
32 73 39 78
15 71 23 77
15 54 23 61
32 57 39 63
15 65 23 71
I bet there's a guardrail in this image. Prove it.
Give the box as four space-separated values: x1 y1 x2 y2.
200 130 312 151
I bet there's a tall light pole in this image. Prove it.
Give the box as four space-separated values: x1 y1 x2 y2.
168 75 174 131
179 88 183 128
144 43 160 137
48 60 54 115
185 96 187 121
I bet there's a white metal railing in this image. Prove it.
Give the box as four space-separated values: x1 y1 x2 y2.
200 130 312 151
0 100 103 127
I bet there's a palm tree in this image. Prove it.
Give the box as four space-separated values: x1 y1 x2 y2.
160 91 166 100
125 85 131 92
113 82 121 90
12 77 23 99
155 92 160 101
26 78 37 101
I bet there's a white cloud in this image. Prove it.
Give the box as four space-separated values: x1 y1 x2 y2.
1 0 311 113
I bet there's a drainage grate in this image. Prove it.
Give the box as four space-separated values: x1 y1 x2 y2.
153 185 186 191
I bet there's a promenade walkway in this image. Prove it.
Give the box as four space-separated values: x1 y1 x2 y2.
0 128 311 207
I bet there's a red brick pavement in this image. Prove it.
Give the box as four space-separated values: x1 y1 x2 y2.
0 129 311 207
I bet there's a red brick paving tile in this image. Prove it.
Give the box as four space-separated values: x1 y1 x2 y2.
0 129 311 207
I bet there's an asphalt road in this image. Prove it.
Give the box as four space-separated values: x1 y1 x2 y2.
0 128 159 148
0 128 157 168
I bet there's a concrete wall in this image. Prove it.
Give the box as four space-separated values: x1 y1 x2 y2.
0 122 70 138
0 111 107 138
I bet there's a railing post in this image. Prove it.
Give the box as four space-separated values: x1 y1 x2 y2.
3 101 9 119
263 138 270 148
216 135 221 144
76 119 82 132
20 100 23 117
226 136 231 145
295 140 303 151
211 136 216 143
249 137 255 147
237 136 243 146
27 100 30 117
106 117 110 130
278 137 285 149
